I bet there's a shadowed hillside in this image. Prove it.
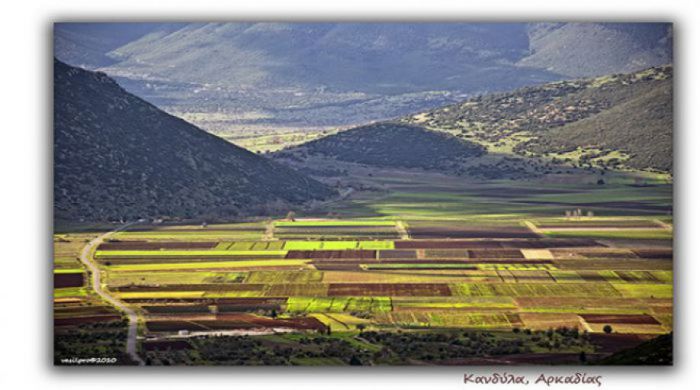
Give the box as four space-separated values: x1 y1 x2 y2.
595 333 672 365
54 59 335 222
274 123 485 171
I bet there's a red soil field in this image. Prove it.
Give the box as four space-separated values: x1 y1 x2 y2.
378 250 418 259
368 265 478 270
327 283 452 296
576 250 639 259
580 314 661 325
394 240 501 249
632 249 673 259
54 273 84 288
54 305 119 316
588 333 655 353
54 315 122 327
394 239 602 250
123 297 286 305
113 284 266 292
143 298 285 313
407 226 539 239
499 239 603 248
99 241 217 250
146 314 327 332
285 250 376 259
376 259 552 264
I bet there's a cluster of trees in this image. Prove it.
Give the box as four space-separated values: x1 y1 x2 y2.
360 331 529 363
145 335 372 366
143 328 600 366
54 320 133 365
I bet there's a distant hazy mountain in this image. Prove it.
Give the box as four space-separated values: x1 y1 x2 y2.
54 22 672 131
54 23 186 68
519 23 672 77
54 59 334 222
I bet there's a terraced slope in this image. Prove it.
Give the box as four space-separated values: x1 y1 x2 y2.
54 59 335 222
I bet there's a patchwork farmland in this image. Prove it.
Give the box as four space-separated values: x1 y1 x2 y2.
54 174 673 365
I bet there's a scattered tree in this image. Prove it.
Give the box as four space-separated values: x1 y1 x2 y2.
579 351 587 363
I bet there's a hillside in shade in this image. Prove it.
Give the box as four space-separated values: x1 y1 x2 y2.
54 59 335 222
274 123 485 170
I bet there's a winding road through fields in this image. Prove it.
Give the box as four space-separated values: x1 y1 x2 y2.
78 222 145 366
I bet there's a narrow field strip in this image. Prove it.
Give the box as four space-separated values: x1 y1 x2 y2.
95 250 288 258
106 259 309 271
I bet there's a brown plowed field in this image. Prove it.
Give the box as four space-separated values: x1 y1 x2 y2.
113 284 266 293
632 249 673 259
580 314 661 325
378 250 418 259
327 283 451 296
146 314 326 332
54 315 122 327
99 241 217 250
407 226 540 239
285 250 376 259
54 273 84 288
588 333 654 353
394 239 602 250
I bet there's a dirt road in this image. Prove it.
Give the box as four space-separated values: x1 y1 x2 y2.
78 222 145 366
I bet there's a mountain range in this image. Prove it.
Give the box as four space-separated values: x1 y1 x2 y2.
54 59 334 222
276 65 672 178
54 22 672 132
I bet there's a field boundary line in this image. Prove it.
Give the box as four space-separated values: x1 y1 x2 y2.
654 219 673 231
523 220 544 236
395 220 410 240
263 219 276 240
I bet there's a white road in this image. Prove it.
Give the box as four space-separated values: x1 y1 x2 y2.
78 222 145 366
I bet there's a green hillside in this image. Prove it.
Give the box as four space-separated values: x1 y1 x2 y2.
404 65 673 174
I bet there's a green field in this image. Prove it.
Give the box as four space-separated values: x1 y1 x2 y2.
55 171 673 365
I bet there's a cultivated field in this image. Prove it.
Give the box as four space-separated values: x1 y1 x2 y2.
54 172 673 365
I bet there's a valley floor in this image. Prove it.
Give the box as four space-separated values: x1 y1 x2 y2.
53 170 673 366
